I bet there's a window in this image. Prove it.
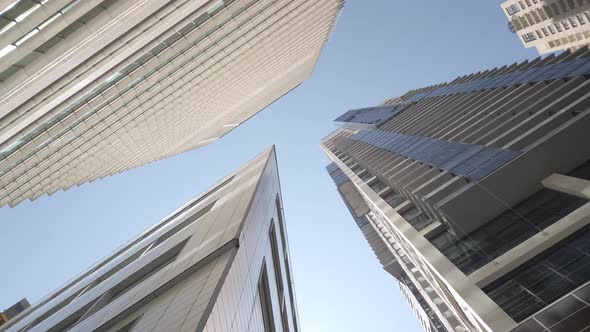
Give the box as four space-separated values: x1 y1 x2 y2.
541 27 549 36
569 17 578 27
275 194 299 331
556 23 563 32
548 25 556 34
258 262 276 332
522 32 537 42
281 303 290 332
562 20 570 29
269 221 284 303
429 186 587 275
506 4 520 15
484 225 590 322
275 195 287 253
577 14 586 25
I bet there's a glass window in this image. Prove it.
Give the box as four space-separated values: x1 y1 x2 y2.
281 303 290 332
507 4 521 15
269 221 284 302
258 262 276 332
522 32 537 42
483 225 590 322
429 187 587 275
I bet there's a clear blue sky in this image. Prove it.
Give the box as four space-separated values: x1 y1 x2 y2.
0 1 538 331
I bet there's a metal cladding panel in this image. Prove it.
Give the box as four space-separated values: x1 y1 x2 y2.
202 147 300 332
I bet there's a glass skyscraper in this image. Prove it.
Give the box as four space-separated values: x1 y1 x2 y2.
323 47 590 332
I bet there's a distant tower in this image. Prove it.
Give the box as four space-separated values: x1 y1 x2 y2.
501 0 590 54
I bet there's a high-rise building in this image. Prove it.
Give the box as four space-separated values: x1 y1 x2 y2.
501 0 590 54
0 147 300 332
322 48 590 332
0 0 343 207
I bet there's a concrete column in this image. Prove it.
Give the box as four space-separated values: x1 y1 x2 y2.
542 173 590 199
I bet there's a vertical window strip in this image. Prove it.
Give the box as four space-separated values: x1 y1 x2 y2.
258 261 276 332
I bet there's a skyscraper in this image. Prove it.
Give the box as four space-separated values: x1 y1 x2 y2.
501 0 590 54
322 48 590 332
0 0 343 207
0 147 300 332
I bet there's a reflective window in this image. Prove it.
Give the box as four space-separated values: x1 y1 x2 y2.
258 262 276 332
506 4 521 15
484 225 590 322
429 188 587 275
269 221 284 302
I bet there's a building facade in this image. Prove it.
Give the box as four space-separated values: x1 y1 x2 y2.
502 0 590 54
0 147 300 332
323 48 590 332
0 0 343 207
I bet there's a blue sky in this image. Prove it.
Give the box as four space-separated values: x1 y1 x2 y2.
0 1 539 331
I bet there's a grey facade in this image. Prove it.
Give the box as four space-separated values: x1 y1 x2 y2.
0 0 343 207
0 147 299 332
322 48 590 331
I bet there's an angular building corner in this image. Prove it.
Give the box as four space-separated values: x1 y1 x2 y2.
322 48 590 332
501 0 590 54
0 146 300 332
0 0 344 207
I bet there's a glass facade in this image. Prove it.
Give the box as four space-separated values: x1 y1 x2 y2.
334 103 411 128
350 130 521 181
429 188 587 275
429 160 590 275
484 225 590 322
405 57 590 103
